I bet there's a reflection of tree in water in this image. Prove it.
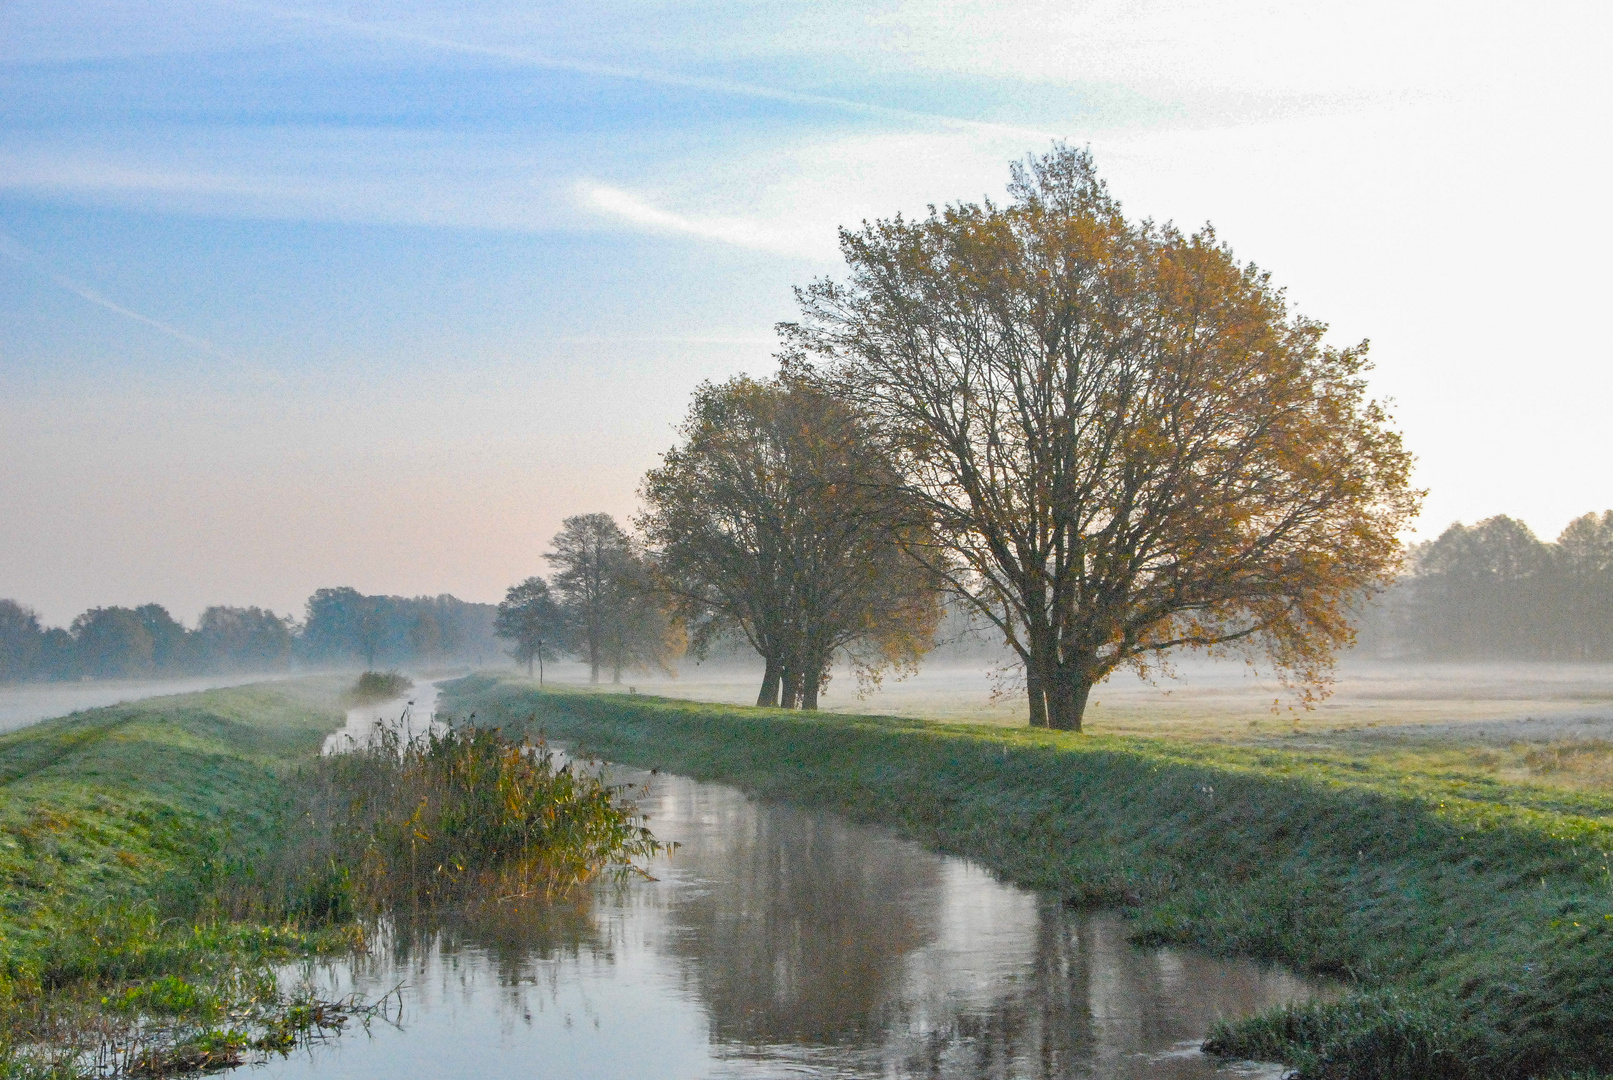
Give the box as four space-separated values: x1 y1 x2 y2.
663 791 942 1044
340 872 619 1022
885 901 1095 1080
271 773 1324 1079
889 906 1314 1079
661 779 1318 1078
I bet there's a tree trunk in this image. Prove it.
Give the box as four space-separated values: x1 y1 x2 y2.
1024 626 1053 728
1025 665 1048 727
780 668 801 709
801 664 823 710
757 657 781 707
1046 663 1095 732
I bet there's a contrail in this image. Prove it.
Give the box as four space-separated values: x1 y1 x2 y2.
0 233 229 359
223 1 1058 143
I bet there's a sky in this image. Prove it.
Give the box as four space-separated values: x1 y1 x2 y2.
1 0 1609 626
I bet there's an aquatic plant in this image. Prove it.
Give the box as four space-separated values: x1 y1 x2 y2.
289 722 663 911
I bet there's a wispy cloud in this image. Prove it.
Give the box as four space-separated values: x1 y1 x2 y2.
555 333 777 346
576 181 832 258
222 1 1056 143
0 233 230 359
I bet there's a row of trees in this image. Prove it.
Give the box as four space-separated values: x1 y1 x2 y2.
0 590 500 683
300 589 500 669
589 146 1417 730
493 149 1613 717
0 602 294 682
495 388 947 703
1359 511 1613 660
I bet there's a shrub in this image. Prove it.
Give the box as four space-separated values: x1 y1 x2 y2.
343 671 412 707
270 722 662 913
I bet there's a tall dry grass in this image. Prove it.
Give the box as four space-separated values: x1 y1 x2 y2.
251 722 663 922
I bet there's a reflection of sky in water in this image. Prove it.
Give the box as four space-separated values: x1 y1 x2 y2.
321 680 446 754
239 772 1321 1079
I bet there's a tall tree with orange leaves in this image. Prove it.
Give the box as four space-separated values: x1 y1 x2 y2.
785 145 1420 730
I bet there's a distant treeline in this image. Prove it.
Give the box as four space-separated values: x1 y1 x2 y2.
1358 511 1613 661
0 587 499 683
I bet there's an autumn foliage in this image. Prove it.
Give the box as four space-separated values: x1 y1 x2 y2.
638 375 939 709
784 145 1419 729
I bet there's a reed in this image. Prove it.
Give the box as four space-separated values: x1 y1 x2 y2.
263 723 663 917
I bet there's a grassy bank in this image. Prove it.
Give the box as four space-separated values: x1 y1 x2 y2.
0 677 671 1078
0 679 357 1075
443 673 1613 1080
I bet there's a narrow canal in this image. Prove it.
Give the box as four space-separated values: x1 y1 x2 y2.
251 690 1326 1079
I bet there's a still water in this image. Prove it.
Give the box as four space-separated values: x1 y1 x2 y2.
236 712 1325 1080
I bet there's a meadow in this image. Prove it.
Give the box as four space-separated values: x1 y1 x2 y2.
0 678 355 1076
444 670 1613 1080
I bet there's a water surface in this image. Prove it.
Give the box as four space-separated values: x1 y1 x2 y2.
321 680 444 753
241 755 1324 1079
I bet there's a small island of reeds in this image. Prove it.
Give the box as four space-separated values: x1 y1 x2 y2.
341 670 414 707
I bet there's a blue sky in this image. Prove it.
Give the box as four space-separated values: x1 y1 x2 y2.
2 0 1609 624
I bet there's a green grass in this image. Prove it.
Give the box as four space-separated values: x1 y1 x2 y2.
442 673 1613 1080
0 676 675 1078
0 679 355 1076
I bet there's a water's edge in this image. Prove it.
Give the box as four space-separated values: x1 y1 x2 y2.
239 696 1325 1080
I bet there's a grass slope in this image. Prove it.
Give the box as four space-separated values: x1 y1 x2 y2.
0 680 349 1059
442 673 1613 1080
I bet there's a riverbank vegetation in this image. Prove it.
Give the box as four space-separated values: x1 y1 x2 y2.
0 680 354 1075
341 670 412 706
445 673 1613 1080
0 678 659 1077
281 724 663 915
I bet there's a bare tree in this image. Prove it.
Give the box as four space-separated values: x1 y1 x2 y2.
786 145 1419 730
638 375 939 709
